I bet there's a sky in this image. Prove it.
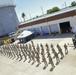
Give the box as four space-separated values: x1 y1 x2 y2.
13 0 76 21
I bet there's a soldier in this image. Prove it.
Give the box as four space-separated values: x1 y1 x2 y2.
22 44 27 61
31 41 36 53
4 45 8 57
36 44 41 64
35 51 41 65
12 44 19 60
16 44 23 61
9 46 13 58
45 43 50 58
12 44 17 59
8 45 13 58
31 40 34 45
46 43 49 53
13 44 19 60
72 35 76 48
28 50 32 62
8 45 14 59
64 44 68 55
23 44 27 55
25 44 28 55
0 47 3 55
40 44 45 55
29 44 32 52
42 55 48 68
57 44 64 59
6 46 10 58
10 44 16 59
48 54 55 69
31 50 35 63
40 44 45 62
51 44 60 65
2 45 6 56
26 44 32 62
36 44 40 54
20 44 27 62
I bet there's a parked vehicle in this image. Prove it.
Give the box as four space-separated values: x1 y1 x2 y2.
9 32 16 37
10 38 15 43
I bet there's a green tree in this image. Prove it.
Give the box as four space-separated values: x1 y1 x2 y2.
52 7 60 12
71 1 76 6
22 12 25 22
36 15 39 18
47 9 53 14
47 7 60 14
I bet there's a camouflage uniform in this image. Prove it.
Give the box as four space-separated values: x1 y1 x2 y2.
57 44 64 59
64 44 68 54
51 44 60 64
48 55 55 69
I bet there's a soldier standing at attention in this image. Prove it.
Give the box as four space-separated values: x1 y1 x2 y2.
64 44 68 55
31 50 35 63
40 44 45 62
48 54 55 69
35 51 41 65
45 43 50 58
51 44 60 65
42 55 48 68
57 44 64 59
36 44 40 54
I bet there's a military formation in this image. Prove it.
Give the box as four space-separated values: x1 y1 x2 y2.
0 41 68 70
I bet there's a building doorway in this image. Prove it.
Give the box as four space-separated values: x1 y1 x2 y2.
59 21 71 33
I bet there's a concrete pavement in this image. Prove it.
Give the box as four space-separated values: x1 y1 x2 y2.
0 33 76 75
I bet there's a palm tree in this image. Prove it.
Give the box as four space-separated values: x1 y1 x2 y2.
22 12 25 22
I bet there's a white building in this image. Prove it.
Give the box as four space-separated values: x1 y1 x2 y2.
0 0 19 36
19 6 76 36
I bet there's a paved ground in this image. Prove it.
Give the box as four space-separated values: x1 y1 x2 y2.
0 33 76 75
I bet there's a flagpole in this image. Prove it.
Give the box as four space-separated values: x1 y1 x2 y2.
41 6 45 16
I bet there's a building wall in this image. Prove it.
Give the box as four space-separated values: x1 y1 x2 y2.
70 16 76 32
20 16 76 33
19 10 76 28
0 6 19 36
